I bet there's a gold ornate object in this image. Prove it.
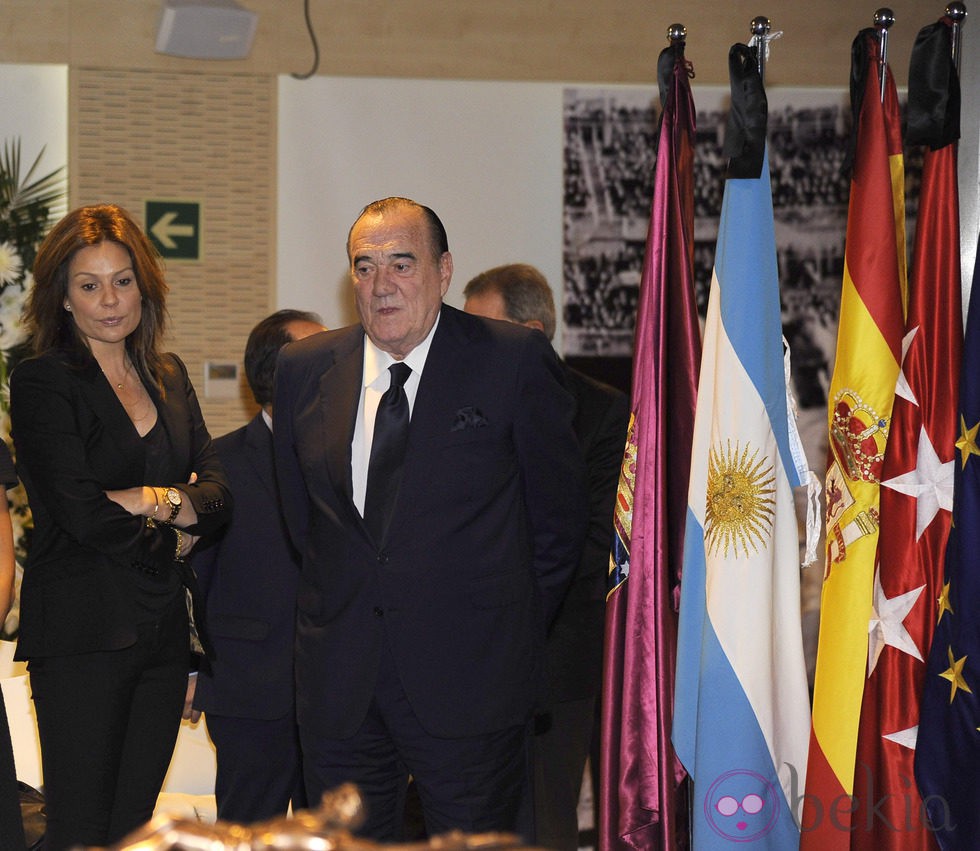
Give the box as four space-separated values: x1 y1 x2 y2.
94 785 544 851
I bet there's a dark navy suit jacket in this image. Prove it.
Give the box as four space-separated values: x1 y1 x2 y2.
544 365 628 704
273 304 588 740
194 414 300 720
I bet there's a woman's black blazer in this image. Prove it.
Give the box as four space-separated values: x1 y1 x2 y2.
9 350 232 660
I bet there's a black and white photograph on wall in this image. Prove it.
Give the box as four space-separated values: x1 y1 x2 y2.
562 84 922 409
563 82 924 683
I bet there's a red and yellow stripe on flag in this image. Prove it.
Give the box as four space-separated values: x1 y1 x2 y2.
851 18 962 849
801 28 906 848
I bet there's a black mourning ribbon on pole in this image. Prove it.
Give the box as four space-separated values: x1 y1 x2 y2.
842 28 876 177
657 41 683 113
364 362 412 542
907 18 960 150
723 42 767 180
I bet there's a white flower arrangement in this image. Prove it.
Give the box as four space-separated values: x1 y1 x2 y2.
0 139 65 637
0 242 23 288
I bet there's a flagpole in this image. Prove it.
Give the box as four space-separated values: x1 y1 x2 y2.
874 8 895 102
666 36 691 835
750 16 771 82
664 26 690 844
947 1 967 71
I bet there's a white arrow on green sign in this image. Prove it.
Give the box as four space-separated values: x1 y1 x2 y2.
145 201 200 260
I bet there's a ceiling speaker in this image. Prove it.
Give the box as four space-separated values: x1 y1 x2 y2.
155 0 258 60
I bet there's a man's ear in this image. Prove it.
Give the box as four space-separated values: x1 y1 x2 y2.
439 252 453 296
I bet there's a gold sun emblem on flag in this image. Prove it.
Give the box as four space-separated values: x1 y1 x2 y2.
705 440 776 558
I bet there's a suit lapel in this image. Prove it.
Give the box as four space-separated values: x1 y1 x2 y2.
317 334 364 507
243 414 277 502
388 309 473 535
76 357 148 470
147 357 192 478
406 307 471 443
313 312 476 545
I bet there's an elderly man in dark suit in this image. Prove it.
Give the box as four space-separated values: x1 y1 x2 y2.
464 264 629 850
273 197 588 841
192 309 325 822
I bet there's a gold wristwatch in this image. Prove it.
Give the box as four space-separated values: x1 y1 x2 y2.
163 487 182 524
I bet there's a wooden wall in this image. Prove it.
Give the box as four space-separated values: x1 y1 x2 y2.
71 69 275 434
1 0 934 88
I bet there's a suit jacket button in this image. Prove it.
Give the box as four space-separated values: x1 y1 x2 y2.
377 551 389 565
373 607 384 618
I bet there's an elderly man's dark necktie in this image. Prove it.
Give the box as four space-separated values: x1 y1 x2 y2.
364 362 412 541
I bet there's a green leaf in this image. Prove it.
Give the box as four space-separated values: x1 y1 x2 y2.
0 138 67 271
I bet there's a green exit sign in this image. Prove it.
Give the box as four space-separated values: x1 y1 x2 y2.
145 201 200 260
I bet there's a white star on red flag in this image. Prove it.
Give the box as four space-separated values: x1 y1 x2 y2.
868 566 925 675
881 424 955 539
882 725 918 750
894 326 919 405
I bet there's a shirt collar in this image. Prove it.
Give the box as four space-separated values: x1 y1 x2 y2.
363 311 440 389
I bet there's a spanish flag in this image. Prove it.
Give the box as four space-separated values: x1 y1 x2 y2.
801 27 907 848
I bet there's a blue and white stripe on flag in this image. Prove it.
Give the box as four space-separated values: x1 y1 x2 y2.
672 146 812 849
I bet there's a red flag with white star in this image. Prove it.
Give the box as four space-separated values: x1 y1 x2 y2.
850 17 962 849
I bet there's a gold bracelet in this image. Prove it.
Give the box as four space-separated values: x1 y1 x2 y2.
173 527 184 562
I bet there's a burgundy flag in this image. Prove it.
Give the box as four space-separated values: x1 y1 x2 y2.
598 38 700 850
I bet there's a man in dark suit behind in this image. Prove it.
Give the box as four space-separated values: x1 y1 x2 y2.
464 264 629 850
192 309 325 822
272 197 588 841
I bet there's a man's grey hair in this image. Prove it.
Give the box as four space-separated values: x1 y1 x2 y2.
463 263 556 341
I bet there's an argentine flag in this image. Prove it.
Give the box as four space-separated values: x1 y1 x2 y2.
672 147 812 849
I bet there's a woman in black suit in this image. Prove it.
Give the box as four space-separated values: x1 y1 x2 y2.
9 203 232 850
0 441 26 851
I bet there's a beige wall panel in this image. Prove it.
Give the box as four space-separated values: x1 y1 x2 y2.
66 0 280 74
276 1 924 88
71 68 275 436
2 1 935 87
1 0 69 64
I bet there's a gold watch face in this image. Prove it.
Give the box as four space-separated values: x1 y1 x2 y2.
166 487 182 507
